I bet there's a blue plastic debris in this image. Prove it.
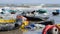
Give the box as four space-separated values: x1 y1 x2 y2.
25 26 31 29
56 10 60 13
30 24 35 27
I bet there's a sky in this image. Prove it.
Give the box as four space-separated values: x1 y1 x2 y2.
0 0 60 4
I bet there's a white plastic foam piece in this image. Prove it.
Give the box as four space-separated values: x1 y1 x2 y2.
0 9 2 12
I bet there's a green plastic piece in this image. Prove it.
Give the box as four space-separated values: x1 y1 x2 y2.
37 9 47 14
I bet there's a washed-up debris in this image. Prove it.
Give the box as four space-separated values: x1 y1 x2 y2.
22 9 49 21
42 25 60 34
36 9 47 14
52 12 59 15
52 10 60 15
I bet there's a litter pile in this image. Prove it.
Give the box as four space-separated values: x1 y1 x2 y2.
0 7 60 34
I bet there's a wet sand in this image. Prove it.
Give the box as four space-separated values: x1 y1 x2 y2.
0 29 23 34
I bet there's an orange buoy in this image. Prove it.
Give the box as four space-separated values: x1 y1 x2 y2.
42 25 60 34
42 25 54 34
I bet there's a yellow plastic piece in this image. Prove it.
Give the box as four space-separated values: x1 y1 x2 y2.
20 21 29 32
0 19 16 23
20 21 29 29
21 24 25 29
23 21 29 26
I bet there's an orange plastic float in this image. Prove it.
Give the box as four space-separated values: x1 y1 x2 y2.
42 25 60 34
